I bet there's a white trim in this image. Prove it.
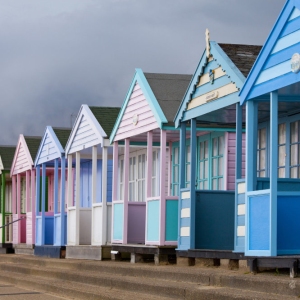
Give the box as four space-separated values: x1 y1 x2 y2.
180 226 190 237
181 208 190 218
237 204 245 216
181 191 190 199
237 226 245 237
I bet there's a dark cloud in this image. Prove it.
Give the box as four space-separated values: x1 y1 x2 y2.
0 0 286 144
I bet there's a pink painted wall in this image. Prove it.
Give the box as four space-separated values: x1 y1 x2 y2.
114 83 159 141
227 132 246 191
12 143 31 176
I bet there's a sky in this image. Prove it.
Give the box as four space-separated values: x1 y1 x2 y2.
0 0 286 145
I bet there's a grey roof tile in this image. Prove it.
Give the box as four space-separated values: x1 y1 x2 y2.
0 146 16 170
144 73 192 125
89 107 121 138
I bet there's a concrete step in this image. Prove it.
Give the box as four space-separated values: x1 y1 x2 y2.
0 255 300 299
0 269 172 300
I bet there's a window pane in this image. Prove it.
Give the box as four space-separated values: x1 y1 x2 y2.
259 128 266 148
278 145 285 167
219 136 224 155
212 179 218 190
174 147 179 164
278 168 285 178
218 178 223 189
291 121 299 143
204 161 209 179
204 141 209 158
200 142 204 160
212 158 218 177
278 123 286 145
291 167 298 179
213 138 218 156
219 157 223 176
199 162 204 179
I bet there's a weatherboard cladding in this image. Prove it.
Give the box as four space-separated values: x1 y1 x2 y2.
114 82 159 141
114 73 192 141
0 146 15 170
36 128 71 165
183 43 261 120
239 3 300 102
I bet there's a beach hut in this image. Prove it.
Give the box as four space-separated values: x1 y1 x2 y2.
239 0 300 263
65 105 120 260
110 69 192 264
174 32 261 263
34 127 71 258
0 146 16 253
10 135 41 255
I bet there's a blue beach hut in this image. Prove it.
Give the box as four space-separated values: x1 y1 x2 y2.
239 0 300 258
174 33 261 261
34 127 71 258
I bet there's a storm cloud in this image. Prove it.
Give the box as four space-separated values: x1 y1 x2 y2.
0 0 285 145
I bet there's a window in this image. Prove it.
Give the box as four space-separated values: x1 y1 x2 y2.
185 145 191 188
21 177 26 213
257 128 267 177
278 123 286 178
151 149 160 197
290 121 300 178
172 146 179 196
118 158 124 200
197 133 224 190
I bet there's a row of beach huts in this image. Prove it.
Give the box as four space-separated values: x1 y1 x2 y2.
1 0 300 273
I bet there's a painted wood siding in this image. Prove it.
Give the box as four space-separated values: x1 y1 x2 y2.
114 83 159 141
187 58 239 112
13 143 31 175
227 133 246 190
165 148 169 196
250 7 300 98
36 131 61 165
69 114 102 154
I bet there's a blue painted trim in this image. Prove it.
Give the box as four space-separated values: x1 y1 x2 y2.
245 101 258 254
278 249 300 255
265 42 300 69
192 74 232 99
36 165 40 217
245 250 273 257
190 119 197 249
247 190 271 196
110 69 168 142
281 15 300 37
174 41 245 127
240 0 295 103
270 91 278 256
35 126 64 167
248 71 300 100
41 163 46 246
181 92 240 123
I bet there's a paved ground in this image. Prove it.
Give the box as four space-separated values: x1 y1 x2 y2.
0 281 67 299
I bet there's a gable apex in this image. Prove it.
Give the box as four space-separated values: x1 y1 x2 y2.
239 0 300 103
174 41 261 127
110 69 168 143
65 105 108 154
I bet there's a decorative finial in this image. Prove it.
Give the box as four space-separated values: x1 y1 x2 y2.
206 28 210 58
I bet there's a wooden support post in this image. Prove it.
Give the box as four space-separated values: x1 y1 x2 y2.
41 163 46 245
75 151 81 245
91 145 97 245
146 131 153 198
159 130 167 245
67 154 73 207
101 145 108 245
123 138 130 244
248 258 258 274
190 119 197 250
112 141 119 242
60 156 66 246
54 158 59 215
1 173 6 244
270 91 278 257
35 166 40 245
31 169 35 244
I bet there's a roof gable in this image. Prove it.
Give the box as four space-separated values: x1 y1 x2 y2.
65 105 109 154
10 135 41 176
240 0 300 103
35 127 71 166
0 146 16 172
174 42 261 127
110 69 168 143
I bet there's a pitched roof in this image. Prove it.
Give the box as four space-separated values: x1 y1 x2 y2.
144 73 192 126
89 106 121 138
53 128 72 148
218 44 262 77
0 146 16 170
24 136 42 160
